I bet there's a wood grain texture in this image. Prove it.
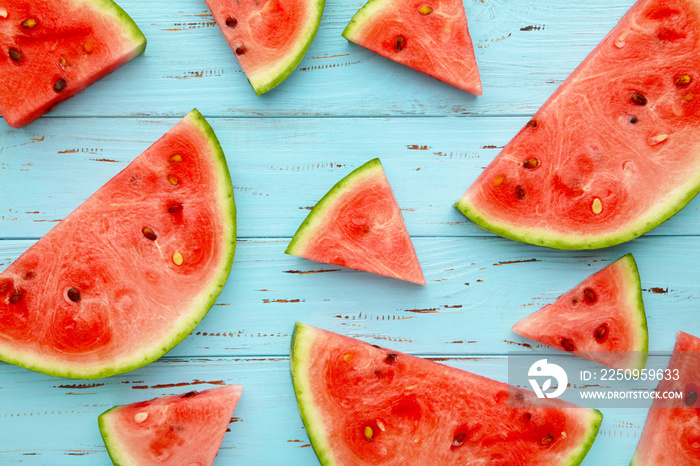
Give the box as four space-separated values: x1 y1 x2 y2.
6 0 636 119
0 357 652 465
0 0 697 464
3 117 700 239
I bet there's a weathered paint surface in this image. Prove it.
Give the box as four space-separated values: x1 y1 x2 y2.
1 0 698 464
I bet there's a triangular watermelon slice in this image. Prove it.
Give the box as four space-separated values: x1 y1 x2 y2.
630 331 700 465
206 0 324 95
291 323 602 465
0 109 236 379
342 0 481 95
455 0 700 249
285 158 425 285
99 385 242 465
0 0 146 128
512 254 648 371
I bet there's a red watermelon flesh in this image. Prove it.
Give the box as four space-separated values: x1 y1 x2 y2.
285 158 425 285
455 0 700 249
206 0 324 95
512 254 648 371
291 323 603 465
342 0 481 95
0 0 146 128
99 385 242 466
631 331 700 465
0 109 236 379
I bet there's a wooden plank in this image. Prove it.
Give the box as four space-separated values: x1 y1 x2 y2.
0 356 648 465
0 0 696 463
3 116 700 239
1 235 697 358
0 0 637 121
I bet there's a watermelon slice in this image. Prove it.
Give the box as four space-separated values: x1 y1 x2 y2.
285 158 425 285
99 385 242 465
291 323 603 465
631 331 700 465
206 0 324 95
0 109 236 379
455 0 700 249
0 0 146 128
512 254 648 371
342 0 481 95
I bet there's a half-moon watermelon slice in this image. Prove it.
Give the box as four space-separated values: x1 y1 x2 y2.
342 0 481 95
0 108 236 379
99 385 242 466
206 0 324 95
512 253 648 371
0 0 146 128
290 323 603 465
631 331 700 465
455 0 700 249
285 158 425 285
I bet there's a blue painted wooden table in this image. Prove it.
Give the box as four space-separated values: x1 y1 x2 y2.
1 0 698 464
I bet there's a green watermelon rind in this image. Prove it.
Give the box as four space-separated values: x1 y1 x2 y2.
138 109 238 373
285 158 382 256
98 406 130 466
566 409 603 466
290 322 338 466
454 180 700 249
95 109 238 380
616 253 649 370
97 385 242 465
0 109 236 380
513 253 648 371
290 322 603 466
84 0 147 56
341 0 388 40
247 0 325 95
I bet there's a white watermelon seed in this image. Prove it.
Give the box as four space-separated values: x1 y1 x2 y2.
591 198 603 215
377 420 386 432
134 412 148 423
172 251 184 266
649 134 669 145
614 31 628 48
0 8 7 18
